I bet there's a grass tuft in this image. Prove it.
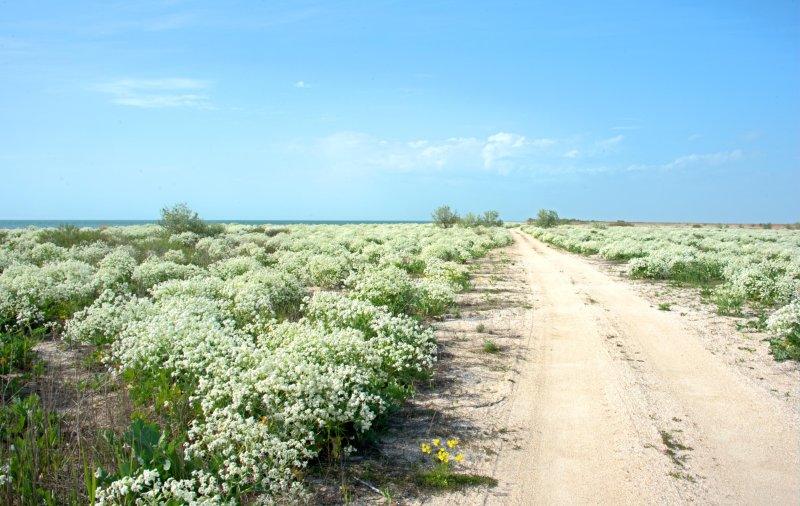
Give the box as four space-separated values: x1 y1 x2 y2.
482 339 500 353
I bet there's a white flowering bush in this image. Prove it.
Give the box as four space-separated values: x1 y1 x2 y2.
208 256 263 280
0 259 96 330
766 300 800 360
65 289 152 346
0 222 511 503
347 265 415 314
94 248 138 291
220 268 306 328
131 259 204 293
69 241 111 265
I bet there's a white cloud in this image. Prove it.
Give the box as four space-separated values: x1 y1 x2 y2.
303 130 632 176
294 80 309 88
94 78 213 108
482 132 527 172
596 135 624 149
628 150 744 172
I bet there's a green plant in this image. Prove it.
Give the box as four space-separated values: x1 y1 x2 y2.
534 209 559 228
714 288 745 316
482 339 500 353
415 438 496 490
475 323 486 333
0 329 41 375
158 203 221 237
658 303 672 311
38 225 104 248
431 206 460 228
0 394 64 506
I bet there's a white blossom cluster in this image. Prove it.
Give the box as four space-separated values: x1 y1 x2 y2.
768 301 800 337
0 222 511 503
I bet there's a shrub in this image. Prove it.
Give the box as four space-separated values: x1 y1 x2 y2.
158 203 220 237
432 206 460 228
38 224 104 248
534 209 560 228
767 301 800 361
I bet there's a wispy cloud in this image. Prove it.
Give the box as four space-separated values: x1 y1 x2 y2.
94 78 213 108
302 131 617 176
294 80 309 88
596 135 624 149
628 150 744 172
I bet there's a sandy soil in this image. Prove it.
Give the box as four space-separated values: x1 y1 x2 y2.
320 230 800 505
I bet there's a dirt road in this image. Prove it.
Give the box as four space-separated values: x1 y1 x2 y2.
479 230 800 505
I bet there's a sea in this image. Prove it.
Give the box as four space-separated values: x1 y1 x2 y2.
0 220 428 230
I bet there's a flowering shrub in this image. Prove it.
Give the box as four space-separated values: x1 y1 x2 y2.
65 290 152 347
131 260 204 293
347 265 416 314
0 222 511 503
94 248 137 291
767 300 800 360
0 260 96 329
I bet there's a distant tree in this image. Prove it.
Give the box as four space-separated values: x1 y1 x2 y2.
479 210 503 227
461 212 478 227
534 209 560 228
432 206 460 228
159 203 219 236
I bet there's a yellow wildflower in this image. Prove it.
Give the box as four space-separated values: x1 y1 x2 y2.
454 454 464 462
432 439 440 447
447 439 459 448
259 416 268 425
421 443 431 454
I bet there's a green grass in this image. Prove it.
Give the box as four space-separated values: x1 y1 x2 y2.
657 302 672 311
482 339 500 353
413 471 497 490
660 430 693 468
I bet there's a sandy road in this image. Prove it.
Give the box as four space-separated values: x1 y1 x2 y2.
481 231 800 505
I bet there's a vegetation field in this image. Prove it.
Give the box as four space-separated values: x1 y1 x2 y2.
522 223 800 360
0 212 511 504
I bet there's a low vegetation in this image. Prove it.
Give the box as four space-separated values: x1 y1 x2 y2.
0 207 511 504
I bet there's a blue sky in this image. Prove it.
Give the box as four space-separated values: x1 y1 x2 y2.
1 1 798 222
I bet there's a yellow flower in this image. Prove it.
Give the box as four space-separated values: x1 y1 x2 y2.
454 454 464 462
259 416 268 425
447 439 459 448
432 439 440 447
421 443 431 454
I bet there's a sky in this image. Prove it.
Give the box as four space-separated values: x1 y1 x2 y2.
1 1 798 222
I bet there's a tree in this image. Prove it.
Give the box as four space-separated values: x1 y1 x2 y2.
534 209 559 228
432 206 460 228
159 203 217 236
479 210 502 227
461 212 478 227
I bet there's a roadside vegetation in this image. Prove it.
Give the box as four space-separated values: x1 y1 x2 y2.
0 205 511 504
521 220 800 361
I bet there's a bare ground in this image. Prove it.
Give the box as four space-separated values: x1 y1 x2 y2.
327 230 800 505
